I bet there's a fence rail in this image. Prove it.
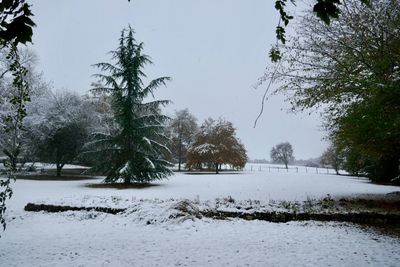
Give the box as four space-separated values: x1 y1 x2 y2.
245 164 337 175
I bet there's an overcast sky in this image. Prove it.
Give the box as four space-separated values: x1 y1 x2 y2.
29 0 328 160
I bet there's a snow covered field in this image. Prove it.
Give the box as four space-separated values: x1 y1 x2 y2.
1 167 400 266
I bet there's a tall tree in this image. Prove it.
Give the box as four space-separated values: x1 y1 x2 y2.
0 48 39 234
187 118 247 174
25 91 89 176
87 27 172 184
0 49 37 171
270 142 294 169
267 0 400 182
320 144 344 175
166 109 198 171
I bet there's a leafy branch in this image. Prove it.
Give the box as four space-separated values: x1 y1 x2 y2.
271 0 370 62
0 0 34 236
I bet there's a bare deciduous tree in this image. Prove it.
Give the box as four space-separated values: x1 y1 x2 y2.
166 109 198 172
270 142 294 169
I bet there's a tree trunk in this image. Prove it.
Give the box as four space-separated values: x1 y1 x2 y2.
56 164 62 177
285 162 288 169
56 162 65 177
178 124 182 172
178 140 182 172
215 163 219 174
178 148 182 172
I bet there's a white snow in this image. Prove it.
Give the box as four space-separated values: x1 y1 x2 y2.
0 162 90 171
1 166 400 266
144 157 155 169
143 136 151 145
119 162 129 174
2 215 400 267
192 143 218 155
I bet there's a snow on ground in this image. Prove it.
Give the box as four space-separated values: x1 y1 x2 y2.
2 213 400 267
1 167 400 266
0 163 89 171
6 168 399 212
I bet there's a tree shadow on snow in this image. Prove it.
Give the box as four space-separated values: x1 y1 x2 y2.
84 183 161 190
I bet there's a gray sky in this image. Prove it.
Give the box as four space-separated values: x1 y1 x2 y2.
29 0 328 160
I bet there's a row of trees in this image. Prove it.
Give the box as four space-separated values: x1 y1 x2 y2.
1 28 248 182
1 28 173 183
266 0 399 183
1 28 171 183
166 111 248 174
2 93 248 179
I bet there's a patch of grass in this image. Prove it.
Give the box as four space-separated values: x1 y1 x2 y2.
320 194 335 209
278 200 301 213
302 197 317 213
85 183 160 189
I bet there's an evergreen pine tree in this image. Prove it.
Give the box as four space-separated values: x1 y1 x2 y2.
88 27 172 184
